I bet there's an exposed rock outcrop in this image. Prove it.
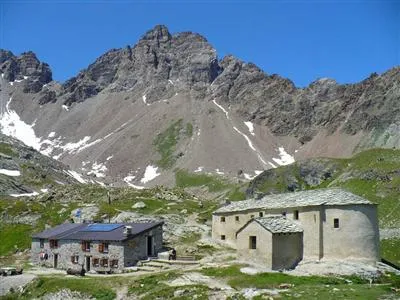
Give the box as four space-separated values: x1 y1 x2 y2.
0 50 52 93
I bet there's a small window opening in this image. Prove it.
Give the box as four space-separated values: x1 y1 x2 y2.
99 242 109 253
71 255 79 264
92 258 99 267
294 210 299 220
50 239 58 249
100 258 109 267
334 218 340 228
221 235 226 240
220 216 225 222
249 236 257 249
39 239 44 248
82 241 91 252
235 216 239 221
111 259 118 268
259 212 264 217
282 211 287 217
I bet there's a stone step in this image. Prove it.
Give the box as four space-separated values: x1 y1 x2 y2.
137 266 159 272
142 261 169 268
150 259 199 265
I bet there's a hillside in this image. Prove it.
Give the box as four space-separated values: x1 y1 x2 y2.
0 25 400 187
0 134 78 196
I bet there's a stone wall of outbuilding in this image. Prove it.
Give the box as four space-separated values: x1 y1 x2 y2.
236 221 273 268
123 225 163 266
272 232 303 270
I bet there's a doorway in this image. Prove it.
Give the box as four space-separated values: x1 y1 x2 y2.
147 236 153 256
85 256 91 272
54 254 58 268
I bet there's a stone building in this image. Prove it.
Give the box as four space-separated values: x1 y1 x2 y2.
212 189 379 270
31 222 163 273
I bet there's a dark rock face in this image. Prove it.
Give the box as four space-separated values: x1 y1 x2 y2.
210 54 400 141
0 50 52 93
61 25 220 104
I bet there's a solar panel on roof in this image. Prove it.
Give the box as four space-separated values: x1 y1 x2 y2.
81 224 123 232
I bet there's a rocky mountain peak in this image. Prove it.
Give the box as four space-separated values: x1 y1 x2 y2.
61 25 221 104
0 49 52 93
142 24 171 43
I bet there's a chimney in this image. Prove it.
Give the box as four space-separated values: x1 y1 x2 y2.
123 225 132 236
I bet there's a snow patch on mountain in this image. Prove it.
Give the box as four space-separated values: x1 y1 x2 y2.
233 126 268 167
140 165 160 183
213 99 230 120
10 191 39 197
244 122 255 136
142 94 150 106
215 168 224 175
87 161 107 178
0 169 21 176
0 97 42 151
272 147 295 166
194 166 204 173
124 174 145 189
65 170 87 183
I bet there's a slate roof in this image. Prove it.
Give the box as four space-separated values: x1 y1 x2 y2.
32 222 163 241
215 188 373 214
253 216 303 233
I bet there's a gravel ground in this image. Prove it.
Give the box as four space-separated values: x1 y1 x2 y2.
0 273 36 296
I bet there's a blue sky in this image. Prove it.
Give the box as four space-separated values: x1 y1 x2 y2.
0 0 399 87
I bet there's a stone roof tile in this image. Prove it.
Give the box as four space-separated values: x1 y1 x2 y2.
255 216 303 233
215 188 372 214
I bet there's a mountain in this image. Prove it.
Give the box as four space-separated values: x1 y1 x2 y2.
0 25 399 188
0 133 78 196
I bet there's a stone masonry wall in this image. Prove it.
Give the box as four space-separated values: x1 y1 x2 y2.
123 225 163 266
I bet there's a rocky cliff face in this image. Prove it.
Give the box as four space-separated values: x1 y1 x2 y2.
0 25 399 187
61 25 220 105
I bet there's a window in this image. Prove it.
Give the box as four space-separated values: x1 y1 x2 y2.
111 260 119 268
39 239 44 248
221 235 226 240
92 258 99 267
220 216 225 222
49 240 58 249
81 241 91 252
259 212 264 217
71 255 79 264
249 236 257 249
294 210 299 220
100 258 109 267
235 216 239 221
282 211 287 217
334 218 340 228
99 242 109 253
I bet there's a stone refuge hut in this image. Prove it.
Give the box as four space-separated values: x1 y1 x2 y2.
212 189 379 270
31 222 163 273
